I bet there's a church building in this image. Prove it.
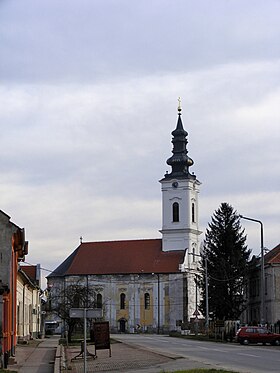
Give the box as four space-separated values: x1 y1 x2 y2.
47 103 202 333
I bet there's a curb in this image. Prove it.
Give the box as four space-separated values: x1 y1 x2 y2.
54 344 67 372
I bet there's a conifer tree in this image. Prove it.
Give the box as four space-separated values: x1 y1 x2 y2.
199 202 251 320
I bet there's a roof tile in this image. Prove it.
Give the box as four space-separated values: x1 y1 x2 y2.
50 239 185 276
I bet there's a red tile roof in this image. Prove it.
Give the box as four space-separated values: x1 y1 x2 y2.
20 265 36 281
265 243 280 264
49 239 185 277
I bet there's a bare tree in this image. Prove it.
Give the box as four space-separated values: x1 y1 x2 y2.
48 280 101 341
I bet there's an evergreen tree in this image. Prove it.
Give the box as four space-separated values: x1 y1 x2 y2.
199 202 251 320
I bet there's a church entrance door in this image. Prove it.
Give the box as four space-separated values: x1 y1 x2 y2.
119 319 126 333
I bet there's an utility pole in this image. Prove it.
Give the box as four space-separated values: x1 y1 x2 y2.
205 257 209 334
240 215 265 325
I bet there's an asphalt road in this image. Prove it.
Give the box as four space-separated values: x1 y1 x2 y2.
114 334 280 373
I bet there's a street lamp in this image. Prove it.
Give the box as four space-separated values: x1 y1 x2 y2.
239 215 265 325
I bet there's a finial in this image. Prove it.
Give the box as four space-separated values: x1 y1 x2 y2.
80 236 83 244
177 97 182 114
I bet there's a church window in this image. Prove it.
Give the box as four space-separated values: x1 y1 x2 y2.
173 202 179 222
192 203 195 223
96 293 102 309
144 293 150 310
120 293 126 309
192 245 196 261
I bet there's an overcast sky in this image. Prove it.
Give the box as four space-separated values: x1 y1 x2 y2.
1 0 279 284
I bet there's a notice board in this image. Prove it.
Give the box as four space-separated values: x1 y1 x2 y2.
93 321 111 356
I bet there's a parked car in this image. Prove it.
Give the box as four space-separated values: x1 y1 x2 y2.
236 326 280 345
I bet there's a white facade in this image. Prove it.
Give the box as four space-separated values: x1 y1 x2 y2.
17 273 41 340
160 177 201 261
48 273 187 334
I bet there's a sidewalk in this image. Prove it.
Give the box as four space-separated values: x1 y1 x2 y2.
8 335 60 373
9 335 218 373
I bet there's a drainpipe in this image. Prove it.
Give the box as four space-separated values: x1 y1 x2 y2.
157 274 160 334
0 293 3 368
22 285 25 340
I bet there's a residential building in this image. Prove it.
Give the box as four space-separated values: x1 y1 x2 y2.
0 210 28 368
245 244 280 325
17 265 42 341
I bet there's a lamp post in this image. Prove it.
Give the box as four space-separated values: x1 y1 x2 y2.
240 215 265 325
152 273 160 334
205 257 209 334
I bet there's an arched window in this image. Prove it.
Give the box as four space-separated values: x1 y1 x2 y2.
173 202 179 222
144 293 150 310
96 293 102 309
120 293 126 310
192 202 195 223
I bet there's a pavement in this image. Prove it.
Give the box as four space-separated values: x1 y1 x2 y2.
8 334 219 373
7 335 60 373
67 338 219 373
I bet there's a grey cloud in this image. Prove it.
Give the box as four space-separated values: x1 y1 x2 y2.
1 0 280 83
0 0 279 277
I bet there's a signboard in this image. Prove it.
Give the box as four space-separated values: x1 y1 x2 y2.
93 321 111 356
215 320 225 327
69 308 102 318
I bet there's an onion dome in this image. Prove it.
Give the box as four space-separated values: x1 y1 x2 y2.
164 100 195 179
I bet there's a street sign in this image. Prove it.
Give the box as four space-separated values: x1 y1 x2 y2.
69 308 103 373
215 320 225 327
70 308 102 318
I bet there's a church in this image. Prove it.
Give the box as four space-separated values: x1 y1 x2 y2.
47 103 202 333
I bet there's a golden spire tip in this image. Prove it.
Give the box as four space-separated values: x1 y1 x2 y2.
177 97 182 113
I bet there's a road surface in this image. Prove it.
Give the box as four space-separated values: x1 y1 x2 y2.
114 334 280 373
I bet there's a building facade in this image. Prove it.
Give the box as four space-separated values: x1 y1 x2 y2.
17 265 42 341
244 244 280 326
0 210 28 368
47 105 202 334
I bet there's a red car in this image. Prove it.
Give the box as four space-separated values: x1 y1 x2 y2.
236 326 280 345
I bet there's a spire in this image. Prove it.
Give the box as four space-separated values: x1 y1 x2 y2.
165 99 195 179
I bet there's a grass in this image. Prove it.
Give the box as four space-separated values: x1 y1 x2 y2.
162 368 239 373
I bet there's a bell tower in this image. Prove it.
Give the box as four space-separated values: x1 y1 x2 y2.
159 100 202 268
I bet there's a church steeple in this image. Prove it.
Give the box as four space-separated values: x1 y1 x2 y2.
159 99 201 255
165 101 195 179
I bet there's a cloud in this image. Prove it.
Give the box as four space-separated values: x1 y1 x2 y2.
0 1 279 284
1 0 280 83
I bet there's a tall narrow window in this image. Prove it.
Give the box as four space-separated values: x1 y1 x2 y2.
193 245 196 262
120 293 126 310
144 293 150 310
96 293 102 309
173 202 179 222
192 203 195 223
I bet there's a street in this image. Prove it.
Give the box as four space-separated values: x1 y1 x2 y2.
114 334 280 373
